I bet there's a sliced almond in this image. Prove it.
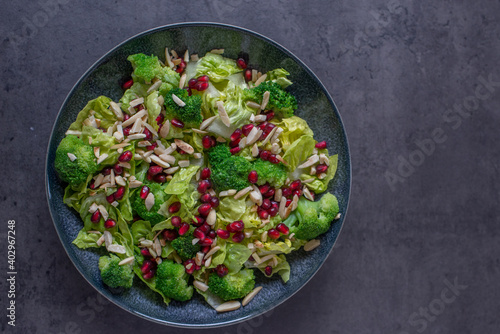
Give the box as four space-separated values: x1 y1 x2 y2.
260 89 270 109
139 239 153 247
304 239 321 252
127 133 147 140
145 193 155 211
195 252 204 266
159 119 170 138
251 69 258 82
245 127 259 146
138 140 152 148
271 127 283 143
122 109 147 128
274 188 282 202
249 190 263 206
183 50 189 63
129 97 144 108
172 93 186 107
319 153 329 166
109 102 124 120
97 205 109 221
192 128 208 135
164 166 179 174
158 153 176 164
67 153 77 161
246 101 261 109
113 131 124 142
216 136 226 143
297 154 320 169
279 196 287 219
318 173 327 180
261 231 268 243
165 47 174 68
261 126 278 146
190 53 199 62
150 155 170 168
147 80 162 94
335 213 341 220
234 186 253 199
216 301 241 313
251 144 259 157
193 152 202 159
216 101 231 127
302 178 315 184
96 235 105 246
107 244 126 254
143 122 158 139
200 115 217 130
174 139 194 154
254 241 264 249
206 209 216 225
103 231 113 248
88 202 98 214
93 147 100 159
129 180 143 188
178 160 190 168
193 280 208 292
192 238 200 246
179 73 187 88
242 286 263 307
204 246 220 259
210 48 224 54
204 255 212 268
310 166 317 175
270 142 281 154
253 115 267 122
173 252 182 264
65 130 82 136
291 194 299 211
119 256 135 266
154 238 162 257
219 189 237 197
303 187 314 201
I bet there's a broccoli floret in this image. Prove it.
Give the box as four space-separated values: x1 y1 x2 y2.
245 81 297 117
98 255 134 289
55 135 98 187
155 260 193 302
208 269 255 301
164 88 203 127
251 159 287 188
171 232 201 261
127 53 163 83
284 193 339 240
208 145 251 191
131 183 167 225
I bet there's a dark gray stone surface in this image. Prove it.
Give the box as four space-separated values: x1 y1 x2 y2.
1 0 499 333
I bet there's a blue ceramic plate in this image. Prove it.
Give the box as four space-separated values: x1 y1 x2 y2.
46 22 351 328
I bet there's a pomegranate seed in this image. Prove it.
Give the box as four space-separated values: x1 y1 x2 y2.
230 128 243 142
193 228 206 240
265 266 273 276
123 127 131 136
258 209 269 220
123 114 130 121
178 223 190 236
89 180 96 190
199 237 213 246
122 79 133 90
114 186 125 201
176 59 186 73
261 199 272 210
286 199 292 206
106 194 115 204
140 186 150 199
316 164 329 174
192 216 204 227
232 231 245 243
113 164 123 175
199 223 211 234
217 229 230 239
148 166 163 176
259 184 270 194
156 114 164 125
276 223 289 235
197 180 211 193
208 230 216 239
136 105 145 112
241 124 254 136
244 69 252 82
264 188 275 198
143 128 152 141
228 220 244 232
195 81 209 91
202 135 214 149
200 168 211 180
171 216 182 227
102 167 112 175
195 264 202 270
290 180 302 191
184 260 196 274
141 248 152 258
154 174 166 183
169 202 181 214
141 260 154 274
271 201 279 209
143 270 155 280
146 142 157 151
315 141 327 149
202 246 211 253
269 155 280 164
268 229 280 239
177 148 187 155
229 137 241 148
118 150 132 162
230 147 241 155
162 229 177 241
268 206 278 217
248 255 255 262
216 264 229 277
104 219 116 229
171 119 184 128
248 170 258 183
236 58 247 69
258 121 268 130
188 78 198 89
293 189 302 197
200 193 212 203
282 187 292 197
90 210 101 223
198 203 212 217
265 111 275 121
210 197 220 208
259 150 270 161
197 75 209 82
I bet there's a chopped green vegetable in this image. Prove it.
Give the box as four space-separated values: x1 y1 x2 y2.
99 254 134 289
208 268 255 301
55 135 97 187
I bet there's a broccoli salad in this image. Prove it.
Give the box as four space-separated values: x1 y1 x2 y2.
55 48 340 312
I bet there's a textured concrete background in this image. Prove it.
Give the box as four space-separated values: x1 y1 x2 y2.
1 0 500 333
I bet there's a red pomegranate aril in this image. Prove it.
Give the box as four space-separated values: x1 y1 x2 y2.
258 209 269 220
244 69 252 82
230 147 241 155
154 173 166 184
188 78 198 89
122 79 133 90
104 219 116 229
241 124 254 136
230 128 243 142
286 199 292 206
197 180 211 193
102 167 112 175
236 57 247 69
261 198 272 210
143 128 152 141
178 223 190 236
202 246 211 253
156 114 165 125
199 237 213 247
169 201 181 214
193 228 206 240
184 260 196 275
118 150 132 162
141 260 154 274
248 170 258 183
195 264 202 271
171 119 184 128
232 231 245 243
271 201 279 209
136 104 145 111
123 114 130 121
268 206 278 217
199 223 211 234
114 186 125 201
290 180 302 191
200 193 212 203
269 154 280 164
195 81 209 91
198 203 212 217
198 75 209 82
162 229 178 241
176 59 186 73
228 220 244 232
143 270 155 280
90 210 101 223
315 141 327 149
282 187 292 197
216 264 229 277
89 180 96 190
210 197 220 208
177 148 187 155
201 167 212 180
217 229 230 239
192 216 204 227
148 166 163 176
265 111 275 121
229 137 241 148
123 127 131 136
259 184 270 194
208 230 217 239
113 164 123 175
264 188 275 198
186 87 192 96
276 223 289 235
171 216 182 227
147 142 157 151
106 194 115 204
268 229 280 239
259 150 270 161
140 186 150 199
316 164 329 174
265 122 276 133
141 248 152 258
258 121 268 130
293 189 302 197
202 135 214 149
265 266 273 276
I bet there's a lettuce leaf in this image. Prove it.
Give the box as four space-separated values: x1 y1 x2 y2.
282 135 315 171
81 126 121 166
195 53 241 83
145 91 162 131
68 96 115 131
266 68 293 88
130 220 153 244
273 116 314 150
72 230 102 249
217 196 247 223
164 165 200 195
119 82 149 111
223 244 253 274
300 154 338 193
